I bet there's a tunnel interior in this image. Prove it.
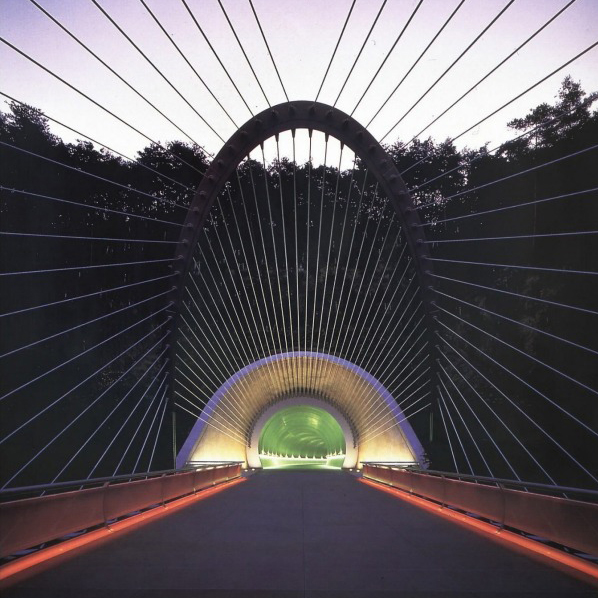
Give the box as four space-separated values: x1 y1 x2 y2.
258 405 346 469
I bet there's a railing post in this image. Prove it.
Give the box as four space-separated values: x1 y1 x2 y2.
440 474 446 508
498 482 505 529
101 481 110 527
160 473 166 507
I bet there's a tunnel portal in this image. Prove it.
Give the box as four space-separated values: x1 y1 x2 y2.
258 404 346 469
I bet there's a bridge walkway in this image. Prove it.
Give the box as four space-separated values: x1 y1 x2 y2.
3 470 595 597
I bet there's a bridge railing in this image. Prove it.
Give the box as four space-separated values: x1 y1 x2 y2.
0 462 242 559
361 462 598 557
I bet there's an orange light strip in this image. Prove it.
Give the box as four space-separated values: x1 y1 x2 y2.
0 476 246 584
359 477 598 586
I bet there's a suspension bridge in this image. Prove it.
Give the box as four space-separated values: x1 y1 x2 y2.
0 0 597 595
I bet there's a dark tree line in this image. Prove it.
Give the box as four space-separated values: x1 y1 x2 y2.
1 77 596 486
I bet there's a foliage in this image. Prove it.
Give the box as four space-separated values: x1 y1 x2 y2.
1 77 596 486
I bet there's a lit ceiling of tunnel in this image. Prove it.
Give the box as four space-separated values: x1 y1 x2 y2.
258 404 345 459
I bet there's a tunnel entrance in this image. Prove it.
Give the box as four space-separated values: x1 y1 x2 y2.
178 354 425 470
258 405 346 469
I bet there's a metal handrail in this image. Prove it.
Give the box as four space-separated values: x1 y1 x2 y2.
360 461 420 466
0 462 244 558
185 461 245 469
0 462 244 499
363 462 598 499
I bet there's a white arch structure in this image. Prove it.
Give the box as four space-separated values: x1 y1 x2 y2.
177 352 425 469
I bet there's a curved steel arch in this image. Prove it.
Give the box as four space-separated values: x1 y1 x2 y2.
169 100 436 405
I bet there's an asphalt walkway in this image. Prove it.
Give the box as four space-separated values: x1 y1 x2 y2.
3 470 596 597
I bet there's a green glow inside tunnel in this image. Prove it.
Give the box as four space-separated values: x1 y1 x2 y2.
258 405 346 469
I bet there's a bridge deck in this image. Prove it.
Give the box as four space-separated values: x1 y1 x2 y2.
4 470 595 597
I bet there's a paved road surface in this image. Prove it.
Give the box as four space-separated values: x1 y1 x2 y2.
3 470 596 597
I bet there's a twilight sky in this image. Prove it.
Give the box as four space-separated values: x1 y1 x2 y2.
1 0 597 168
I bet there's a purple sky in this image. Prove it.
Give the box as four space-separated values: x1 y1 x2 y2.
1 0 597 167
